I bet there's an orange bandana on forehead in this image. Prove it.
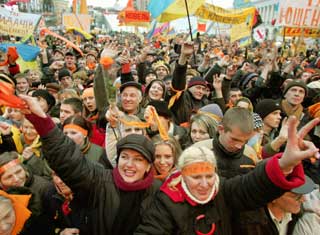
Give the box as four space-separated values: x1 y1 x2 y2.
63 124 88 137
181 162 215 176
0 159 20 175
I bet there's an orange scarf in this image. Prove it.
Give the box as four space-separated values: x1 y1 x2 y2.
308 102 320 118
0 190 31 235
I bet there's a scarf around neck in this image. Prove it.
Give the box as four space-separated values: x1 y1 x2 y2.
112 167 154 191
181 173 220 205
281 99 304 120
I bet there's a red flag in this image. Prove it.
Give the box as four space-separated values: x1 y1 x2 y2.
5 0 30 6
197 23 206 32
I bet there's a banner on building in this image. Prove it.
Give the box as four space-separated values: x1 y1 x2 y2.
195 5 256 25
282 27 320 38
63 14 91 33
276 0 320 28
230 22 251 42
0 7 40 37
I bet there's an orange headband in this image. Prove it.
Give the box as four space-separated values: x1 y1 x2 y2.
64 124 88 136
181 162 215 176
0 159 20 175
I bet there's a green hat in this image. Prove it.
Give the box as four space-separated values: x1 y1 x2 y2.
283 80 308 96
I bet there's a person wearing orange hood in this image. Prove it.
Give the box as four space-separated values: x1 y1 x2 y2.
0 47 20 76
0 190 31 235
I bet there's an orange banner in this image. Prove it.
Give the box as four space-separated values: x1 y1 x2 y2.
124 11 150 23
282 27 320 38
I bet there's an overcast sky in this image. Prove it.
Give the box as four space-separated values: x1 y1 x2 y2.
69 0 234 9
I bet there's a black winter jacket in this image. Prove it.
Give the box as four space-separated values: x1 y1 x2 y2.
40 126 160 235
170 63 225 125
135 161 289 235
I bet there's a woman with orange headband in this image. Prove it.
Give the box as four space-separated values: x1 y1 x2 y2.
62 115 111 168
136 116 320 235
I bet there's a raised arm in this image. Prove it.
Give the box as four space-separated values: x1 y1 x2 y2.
171 42 194 91
20 95 109 196
224 116 320 211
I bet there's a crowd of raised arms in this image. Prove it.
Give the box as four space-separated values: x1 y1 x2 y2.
0 31 320 235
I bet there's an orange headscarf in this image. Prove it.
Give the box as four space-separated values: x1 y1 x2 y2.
0 190 31 235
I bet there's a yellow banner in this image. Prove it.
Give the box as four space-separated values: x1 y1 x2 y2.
282 27 320 39
157 0 205 23
195 4 256 25
63 14 91 33
230 22 252 42
0 7 40 37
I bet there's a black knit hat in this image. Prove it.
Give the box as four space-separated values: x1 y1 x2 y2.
240 72 259 89
188 76 207 88
32 89 56 111
283 80 308 96
148 100 172 118
255 99 282 120
116 134 155 163
58 69 71 80
144 68 157 79
119 81 142 93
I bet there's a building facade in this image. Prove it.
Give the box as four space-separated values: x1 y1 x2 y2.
135 0 150 11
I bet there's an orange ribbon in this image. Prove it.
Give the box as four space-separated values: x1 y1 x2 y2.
0 82 28 110
119 106 169 141
40 28 83 56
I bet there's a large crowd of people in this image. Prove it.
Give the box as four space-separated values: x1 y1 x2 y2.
0 30 319 235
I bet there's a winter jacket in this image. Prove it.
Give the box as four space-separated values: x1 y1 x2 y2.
27 114 160 235
170 62 225 125
43 184 93 235
135 156 305 235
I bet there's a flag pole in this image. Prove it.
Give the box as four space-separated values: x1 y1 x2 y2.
184 0 197 64
184 0 193 41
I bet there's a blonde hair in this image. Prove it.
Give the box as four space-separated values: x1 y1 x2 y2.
169 146 217 188
152 135 182 165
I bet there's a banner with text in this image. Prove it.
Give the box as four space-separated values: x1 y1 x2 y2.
195 4 256 25
277 0 320 28
282 27 320 38
0 7 40 37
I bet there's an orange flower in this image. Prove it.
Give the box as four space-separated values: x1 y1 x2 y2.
100 57 114 69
